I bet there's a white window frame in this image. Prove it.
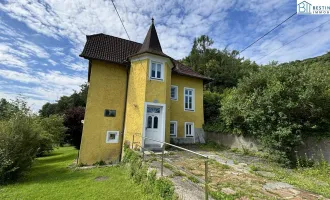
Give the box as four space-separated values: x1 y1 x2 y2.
185 122 194 138
106 131 119 143
149 60 164 81
184 87 195 111
171 85 178 101
170 121 177 138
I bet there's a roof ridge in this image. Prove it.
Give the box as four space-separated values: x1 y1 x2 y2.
87 33 142 45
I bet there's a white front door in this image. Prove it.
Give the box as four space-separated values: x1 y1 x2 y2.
145 106 162 145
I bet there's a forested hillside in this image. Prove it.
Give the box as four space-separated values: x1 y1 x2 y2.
182 36 330 165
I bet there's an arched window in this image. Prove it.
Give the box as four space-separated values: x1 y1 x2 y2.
153 116 158 129
147 116 152 128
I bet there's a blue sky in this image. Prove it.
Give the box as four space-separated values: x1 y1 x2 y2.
0 0 330 111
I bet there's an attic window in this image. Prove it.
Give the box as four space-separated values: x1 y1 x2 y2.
150 61 163 80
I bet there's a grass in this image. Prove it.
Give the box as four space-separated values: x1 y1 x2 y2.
0 147 159 200
273 164 330 197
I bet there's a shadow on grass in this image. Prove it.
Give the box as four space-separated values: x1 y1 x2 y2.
35 153 77 164
16 148 89 185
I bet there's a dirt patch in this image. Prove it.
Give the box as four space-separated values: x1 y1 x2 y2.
94 176 109 181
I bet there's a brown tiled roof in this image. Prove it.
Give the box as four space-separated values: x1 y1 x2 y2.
80 34 141 64
172 60 211 80
80 34 210 80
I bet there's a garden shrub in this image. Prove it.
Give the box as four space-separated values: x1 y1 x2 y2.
0 99 67 183
204 91 221 123
0 115 41 184
155 177 175 200
123 146 176 199
35 115 67 156
221 63 330 165
203 90 228 133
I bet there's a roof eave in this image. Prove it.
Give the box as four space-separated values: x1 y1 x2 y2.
172 71 212 81
79 55 130 66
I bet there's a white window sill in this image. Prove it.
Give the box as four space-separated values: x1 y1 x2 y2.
184 109 195 112
150 77 164 82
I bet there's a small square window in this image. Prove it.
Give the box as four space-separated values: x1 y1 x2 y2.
104 109 116 117
106 131 119 143
171 85 178 100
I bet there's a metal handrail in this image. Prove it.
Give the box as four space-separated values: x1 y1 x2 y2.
133 134 209 159
132 133 210 200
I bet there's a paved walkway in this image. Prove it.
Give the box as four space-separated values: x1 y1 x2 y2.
143 148 328 200
148 159 210 200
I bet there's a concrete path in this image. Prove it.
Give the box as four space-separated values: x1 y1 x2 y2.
143 149 328 200
148 159 210 200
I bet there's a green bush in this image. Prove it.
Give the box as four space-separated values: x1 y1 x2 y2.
203 90 228 133
35 115 67 156
155 177 175 200
0 99 67 183
204 91 221 122
0 115 40 184
123 146 176 199
221 63 330 165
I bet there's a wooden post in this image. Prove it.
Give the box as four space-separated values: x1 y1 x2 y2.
205 159 209 200
132 135 134 149
161 144 165 176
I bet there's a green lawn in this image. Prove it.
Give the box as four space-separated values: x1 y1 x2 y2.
0 147 158 200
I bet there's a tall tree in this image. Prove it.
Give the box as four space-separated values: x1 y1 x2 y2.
183 35 259 92
39 83 88 117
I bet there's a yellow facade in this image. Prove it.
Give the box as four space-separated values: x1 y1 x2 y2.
78 60 127 165
124 56 173 147
123 59 148 148
79 55 205 165
170 74 204 138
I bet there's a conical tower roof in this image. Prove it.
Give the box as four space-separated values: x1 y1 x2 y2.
131 18 169 58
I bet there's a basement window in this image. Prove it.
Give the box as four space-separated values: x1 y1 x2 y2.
185 122 194 138
106 131 119 143
170 121 177 138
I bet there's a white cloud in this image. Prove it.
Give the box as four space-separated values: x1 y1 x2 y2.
16 40 49 59
68 62 88 72
1 0 330 112
48 59 57 66
0 68 86 103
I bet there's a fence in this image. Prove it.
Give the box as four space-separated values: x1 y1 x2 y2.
132 134 210 200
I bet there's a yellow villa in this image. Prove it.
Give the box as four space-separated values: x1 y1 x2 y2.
78 19 211 165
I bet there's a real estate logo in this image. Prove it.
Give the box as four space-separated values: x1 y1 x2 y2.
297 0 330 15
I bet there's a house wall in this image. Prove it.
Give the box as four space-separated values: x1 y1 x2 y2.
145 61 172 143
124 56 173 147
78 60 127 165
123 59 148 148
170 74 204 140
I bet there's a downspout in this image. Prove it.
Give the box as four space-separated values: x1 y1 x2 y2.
119 64 130 162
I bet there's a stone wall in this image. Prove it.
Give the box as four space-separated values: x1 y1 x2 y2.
296 138 330 162
206 132 260 151
206 132 330 163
